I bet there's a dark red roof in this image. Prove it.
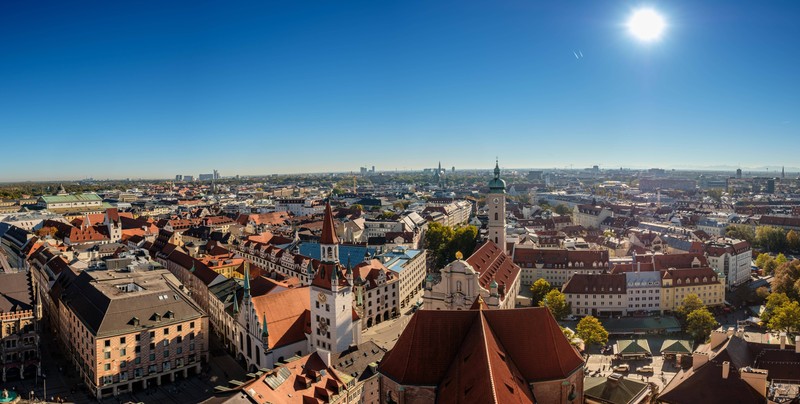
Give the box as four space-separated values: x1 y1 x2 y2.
319 202 339 245
379 307 583 392
311 262 349 290
466 241 520 295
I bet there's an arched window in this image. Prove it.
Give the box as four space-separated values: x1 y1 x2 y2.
494 212 498 221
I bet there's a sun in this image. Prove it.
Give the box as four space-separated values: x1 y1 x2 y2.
627 8 666 42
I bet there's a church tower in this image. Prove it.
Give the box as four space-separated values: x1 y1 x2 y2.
487 160 507 251
310 201 355 364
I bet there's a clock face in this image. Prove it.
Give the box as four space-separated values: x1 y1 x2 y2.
492 197 499 204
317 292 327 303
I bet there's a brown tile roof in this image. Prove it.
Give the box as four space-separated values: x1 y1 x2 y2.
513 248 609 269
379 307 583 392
353 259 396 288
251 286 311 349
562 273 627 294
311 263 349 290
466 241 521 296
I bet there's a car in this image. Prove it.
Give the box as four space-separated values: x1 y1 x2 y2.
637 365 654 373
613 364 629 372
564 315 578 321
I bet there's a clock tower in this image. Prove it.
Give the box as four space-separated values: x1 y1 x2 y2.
309 201 355 363
487 160 507 251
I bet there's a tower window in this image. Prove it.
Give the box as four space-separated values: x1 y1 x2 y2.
495 213 498 221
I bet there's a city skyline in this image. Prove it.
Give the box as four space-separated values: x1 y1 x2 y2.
2 0 799 181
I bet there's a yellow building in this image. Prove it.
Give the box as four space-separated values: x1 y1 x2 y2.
661 267 725 312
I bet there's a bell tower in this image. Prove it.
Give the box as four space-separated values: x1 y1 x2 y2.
310 201 355 364
487 160 507 251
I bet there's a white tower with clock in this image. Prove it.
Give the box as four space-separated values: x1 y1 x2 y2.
309 201 357 364
487 160 507 251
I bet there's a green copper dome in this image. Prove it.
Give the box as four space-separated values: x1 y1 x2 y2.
488 160 506 193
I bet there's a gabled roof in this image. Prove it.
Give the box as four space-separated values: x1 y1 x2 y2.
466 241 520 296
250 286 311 349
379 307 583 394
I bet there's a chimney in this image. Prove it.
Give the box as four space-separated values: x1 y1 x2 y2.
780 332 787 350
692 352 709 370
710 329 728 349
722 361 730 379
637 262 641 272
739 367 768 398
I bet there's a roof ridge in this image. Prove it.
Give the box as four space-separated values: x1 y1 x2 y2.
479 312 500 404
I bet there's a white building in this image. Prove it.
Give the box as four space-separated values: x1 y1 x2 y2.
705 239 752 289
562 273 628 317
274 198 324 216
625 270 662 314
378 246 427 308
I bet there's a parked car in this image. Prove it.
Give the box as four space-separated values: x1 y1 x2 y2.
637 365 654 373
613 364 630 372
564 315 578 321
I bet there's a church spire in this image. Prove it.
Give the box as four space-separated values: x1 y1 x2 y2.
320 201 340 264
261 312 269 338
243 263 251 298
232 292 239 314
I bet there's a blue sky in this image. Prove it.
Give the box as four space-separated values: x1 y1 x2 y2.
1 1 798 180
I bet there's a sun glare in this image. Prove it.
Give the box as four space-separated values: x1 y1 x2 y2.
627 8 666 42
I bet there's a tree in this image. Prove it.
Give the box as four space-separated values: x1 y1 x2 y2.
378 211 396 219
560 327 581 348
540 289 570 320
772 260 800 301
768 301 800 333
350 204 363 212
787 230 800 252
764 259 779 275
756 226 786 252
554 204 572 216
775 253 788 267
707 188 723 203
529 278 552 307
755 253 773 269
686 307 719 341
424 223 478 269
762 292 790 324
576 316 609 347
677 294 704 318
755 286 770 301
726 224 755 245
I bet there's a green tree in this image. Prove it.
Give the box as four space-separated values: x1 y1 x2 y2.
529 278 552 307
686 307 719 341
764 259 779 275
677 294 704 318
540 289 570 320
762 292 790 324
768 301 800 333
756 225 786 252
725 224 755 244
755 286 770 301
379 211 396 219
755 253 773 269
554 204 572 216
576 315 609 347
775 253 788 267
788 230 800 252
350 204 363 212
424 223 478 269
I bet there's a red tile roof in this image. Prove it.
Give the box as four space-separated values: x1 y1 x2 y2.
379 307 583 393
466 241 521 296
251 286 311 349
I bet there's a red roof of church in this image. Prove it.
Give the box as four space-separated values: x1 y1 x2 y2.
319 201 339 245
466 240 520 296
379 307 583 402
